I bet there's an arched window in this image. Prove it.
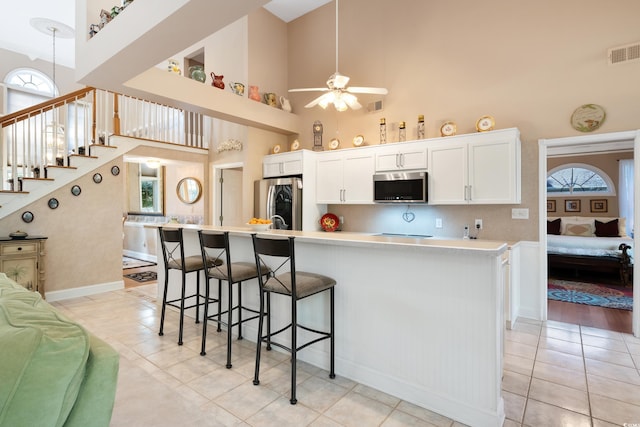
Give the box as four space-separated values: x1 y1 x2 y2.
4 68 57 115
5 68 56 96
547 163 615 196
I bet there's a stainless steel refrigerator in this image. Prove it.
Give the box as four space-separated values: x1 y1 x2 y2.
254 177 303 230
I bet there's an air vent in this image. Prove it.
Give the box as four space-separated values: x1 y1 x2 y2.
608 41 640 65
367 100 384 113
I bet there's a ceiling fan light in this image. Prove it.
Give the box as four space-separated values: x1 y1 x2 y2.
334 98 348 112
342 92 358 106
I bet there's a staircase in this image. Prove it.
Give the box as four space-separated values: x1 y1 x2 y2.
0 87 210 219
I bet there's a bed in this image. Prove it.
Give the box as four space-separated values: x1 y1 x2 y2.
547 216 633 287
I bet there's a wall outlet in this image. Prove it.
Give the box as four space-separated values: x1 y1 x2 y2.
435 218 443 228
511 208 529 219
475 219 483 229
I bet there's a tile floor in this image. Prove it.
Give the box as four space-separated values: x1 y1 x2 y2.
51 284 640 427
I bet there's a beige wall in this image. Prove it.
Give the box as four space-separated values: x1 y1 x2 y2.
547 151 633 218
284 0 640 241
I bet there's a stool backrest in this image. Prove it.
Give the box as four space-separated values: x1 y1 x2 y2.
251 234 297 296
198 230 232 279
158 227 186 270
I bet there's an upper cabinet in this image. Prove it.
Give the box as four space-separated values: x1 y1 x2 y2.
375 142 428 172
428 128 521 205
263 151 304 177
316 149 375 204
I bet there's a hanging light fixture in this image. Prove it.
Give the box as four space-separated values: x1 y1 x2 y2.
29 18 75 96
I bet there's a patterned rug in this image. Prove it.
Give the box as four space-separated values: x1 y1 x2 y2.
548 278 633 311
124 271 158 283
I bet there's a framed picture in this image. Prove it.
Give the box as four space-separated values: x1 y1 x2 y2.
546 200 556 212
590 199 608 213
564 199 581 212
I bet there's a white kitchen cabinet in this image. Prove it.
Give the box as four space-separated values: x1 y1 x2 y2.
428 128 521 204
316 149 374 204
375 142 427 171
263 151 304 177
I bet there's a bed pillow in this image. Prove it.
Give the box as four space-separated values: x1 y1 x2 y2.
547 218 561 235
595 219 620 237
564 222 595 237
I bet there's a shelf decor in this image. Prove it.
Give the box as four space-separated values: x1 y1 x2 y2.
216 139 243 153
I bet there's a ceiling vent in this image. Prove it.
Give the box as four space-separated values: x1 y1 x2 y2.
608 41 640 65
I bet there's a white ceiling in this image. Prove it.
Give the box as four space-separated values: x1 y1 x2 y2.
0 0 329 70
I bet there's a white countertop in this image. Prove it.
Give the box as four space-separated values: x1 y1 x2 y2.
146 223 508 256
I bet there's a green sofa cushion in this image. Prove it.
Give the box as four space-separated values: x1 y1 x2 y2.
0 274 90 427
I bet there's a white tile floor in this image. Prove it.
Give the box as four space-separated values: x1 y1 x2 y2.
51 284 640 426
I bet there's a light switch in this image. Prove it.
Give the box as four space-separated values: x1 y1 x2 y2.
435 218 443 228
511 208 529 219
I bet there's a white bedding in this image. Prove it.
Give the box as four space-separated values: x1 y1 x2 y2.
547 234 634 262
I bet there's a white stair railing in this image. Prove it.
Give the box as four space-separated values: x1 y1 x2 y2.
1 88 209 191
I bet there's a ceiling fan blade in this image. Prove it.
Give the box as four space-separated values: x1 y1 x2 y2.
288 87 330 93
304 92 333 109
346 87 389 95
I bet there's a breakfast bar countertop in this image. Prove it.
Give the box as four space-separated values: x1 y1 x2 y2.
145 223 508 256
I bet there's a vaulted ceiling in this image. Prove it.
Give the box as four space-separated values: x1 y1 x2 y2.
0 0 330 69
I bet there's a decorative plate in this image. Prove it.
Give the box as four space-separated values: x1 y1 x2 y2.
440 121 457 137
111 165 120 176
475 115 495 132
320 213 340 232
329 138 340 150
21 211 34 223
571 104 606 132
48 198 59 209
353 135 365 147
271 144 281 154
290 139 300 151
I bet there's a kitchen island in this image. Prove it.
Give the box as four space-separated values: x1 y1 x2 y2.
152 225 508 427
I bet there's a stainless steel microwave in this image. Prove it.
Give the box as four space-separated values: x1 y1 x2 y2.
373 171 428 203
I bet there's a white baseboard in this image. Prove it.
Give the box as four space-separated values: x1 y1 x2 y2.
45 280 124 302
123 250 157 263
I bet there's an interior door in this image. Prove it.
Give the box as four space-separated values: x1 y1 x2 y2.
218 168 243 226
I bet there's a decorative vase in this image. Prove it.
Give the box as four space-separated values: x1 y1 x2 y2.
248 85 260 101
188 65 206 83
210 72 225 89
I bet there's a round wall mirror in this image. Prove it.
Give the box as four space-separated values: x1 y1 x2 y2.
176 177 202 204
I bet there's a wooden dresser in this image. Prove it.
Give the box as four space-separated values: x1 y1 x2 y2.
0 236 47 298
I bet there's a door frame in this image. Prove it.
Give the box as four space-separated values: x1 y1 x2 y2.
212 162 243 226
539 130 640 337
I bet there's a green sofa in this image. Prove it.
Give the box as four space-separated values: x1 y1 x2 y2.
0 273 119 427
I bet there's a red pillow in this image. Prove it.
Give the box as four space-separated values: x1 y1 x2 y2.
547 218 561 235
595 219 619 237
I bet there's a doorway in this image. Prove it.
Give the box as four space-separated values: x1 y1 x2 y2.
213 163 244 227
539 131 640 337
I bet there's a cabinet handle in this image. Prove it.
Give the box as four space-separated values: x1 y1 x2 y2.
17 247 23 251
400 153 405 168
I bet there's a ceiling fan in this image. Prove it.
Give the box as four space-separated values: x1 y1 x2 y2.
288 0 388 111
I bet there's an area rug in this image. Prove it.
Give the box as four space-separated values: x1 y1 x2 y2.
548 278 633 310
123 256 156 270
124 271 158 283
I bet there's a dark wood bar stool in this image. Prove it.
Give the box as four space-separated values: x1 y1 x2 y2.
198 230 267 368
251 234 337 404
158 227 220 345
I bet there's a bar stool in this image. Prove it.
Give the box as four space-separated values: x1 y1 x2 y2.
198 230 267 368
158 227 220 345
251 234 336 404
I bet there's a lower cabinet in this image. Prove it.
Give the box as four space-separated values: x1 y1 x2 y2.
0 237 47 298
316 150 374 204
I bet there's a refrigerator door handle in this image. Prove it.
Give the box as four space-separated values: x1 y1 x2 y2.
266 183 276 219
